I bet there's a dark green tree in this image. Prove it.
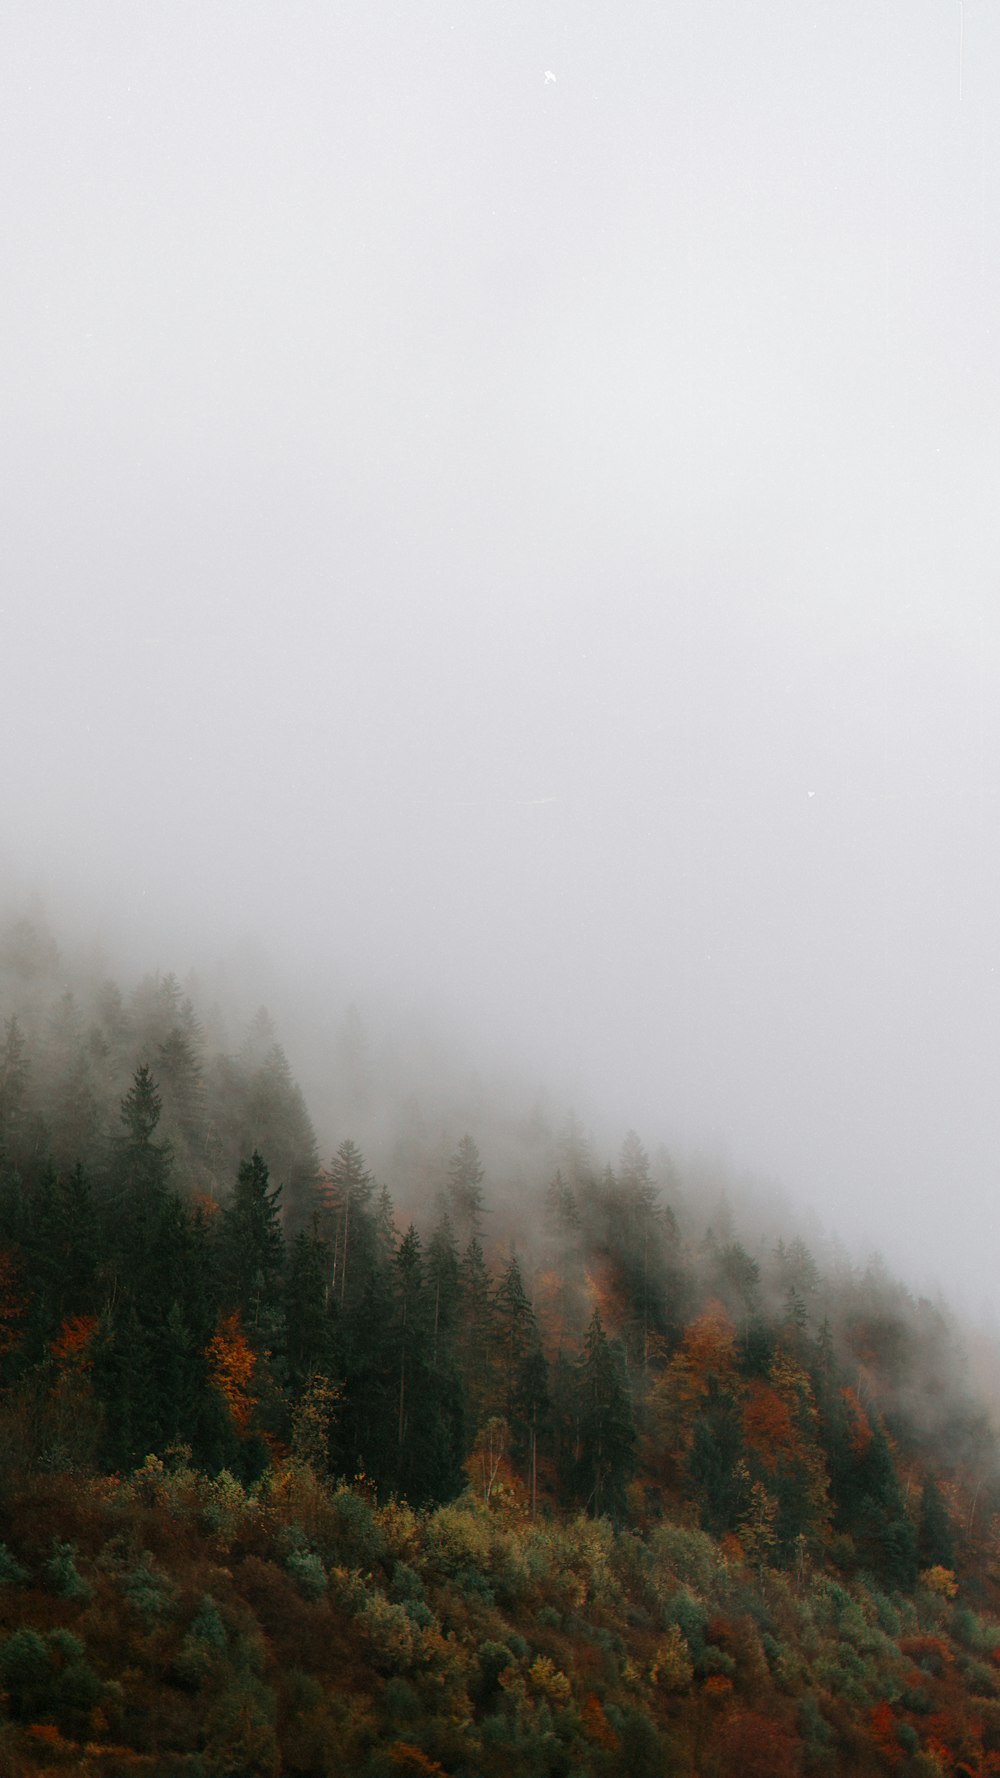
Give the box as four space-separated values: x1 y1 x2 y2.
218 1152 284 1341
576 1309 635 1522
283 1224 337 1395
918 1471 955 1570
425 1206 460 1366
325 1139 375 1311
457 1236 494 1434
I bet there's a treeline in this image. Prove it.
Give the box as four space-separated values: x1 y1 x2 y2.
0 1005 993 1599
4 923 1000 1772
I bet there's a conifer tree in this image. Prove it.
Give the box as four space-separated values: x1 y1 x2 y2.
494 1252 549 1511
325 1139 375 1310
576 1309 635 1522
218 1151 284 1341
426 1206 460 1366
447 1134 486 1245
457 1236 494 1434
284 1224 337 1394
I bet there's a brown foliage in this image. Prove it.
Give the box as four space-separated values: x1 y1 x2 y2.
712 1706 800 1778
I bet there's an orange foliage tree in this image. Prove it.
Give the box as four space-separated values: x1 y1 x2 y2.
206 1311 257 1431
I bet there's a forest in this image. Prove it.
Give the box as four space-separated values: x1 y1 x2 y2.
0 916 999 1776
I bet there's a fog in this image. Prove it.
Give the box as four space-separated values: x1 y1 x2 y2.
3 3 1000 1312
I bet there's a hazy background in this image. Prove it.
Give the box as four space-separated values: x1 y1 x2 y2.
3 3 999 1309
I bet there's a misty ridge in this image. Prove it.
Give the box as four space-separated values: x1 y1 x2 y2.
7 910 1000 1774
0 902 992 1471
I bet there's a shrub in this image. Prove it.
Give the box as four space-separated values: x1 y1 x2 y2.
0 1627 102 1735
425 1501 491 1576
174 1594 228 1690
650 1522 725 1595
122 1553 172 1621
475 1641 514 1708
650 1624 694 1692
205 1674 280 1777
329 1485 387 1570
359 1594 416 1673
203 1468 259 1544
527 1655 572 1702
0 1542 27 1586
45 1540 89 1600
0 1629 51 1719
665 1588 708 1665
285 1543 328 1602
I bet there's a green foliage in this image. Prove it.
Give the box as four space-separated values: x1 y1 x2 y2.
174 1594 228 1689
0 1541 27 1586
44 1539 89 1600
205 1673 280 1777
0 1628 51 1718
285 1540 328 1601
121 1552 172 1621
0 1624 102 1734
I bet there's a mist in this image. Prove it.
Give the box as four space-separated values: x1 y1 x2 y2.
3 2 1000 1314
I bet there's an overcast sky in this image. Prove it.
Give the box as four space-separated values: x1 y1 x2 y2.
3 1 1000 1307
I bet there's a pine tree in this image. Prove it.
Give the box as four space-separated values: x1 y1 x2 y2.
576 1309 636 1522
108 1067 174 1296
284 1225 337 1394
457 1237 494 1434
426 1206 460 1366
446 1135 486 1245
918 1472 955 1570
494 1252 548 1511
218 1152 285 1342
324 1139 375 1310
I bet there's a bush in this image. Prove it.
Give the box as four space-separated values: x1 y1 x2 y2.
0 1628 51 1719
285 1543 328 1602
205 1674 279 1777
0 1542 27 1586
174 1594 228 1690
330 1486 387 1570
45 1540 89 1600
359 1594 417 1673
650 1625 694 1693
0 1626 102 1734
122 1552 172 1621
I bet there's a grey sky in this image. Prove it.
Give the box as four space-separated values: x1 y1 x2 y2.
3 2 1000 1305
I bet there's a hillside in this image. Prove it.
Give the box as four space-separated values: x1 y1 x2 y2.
0 917 999 1775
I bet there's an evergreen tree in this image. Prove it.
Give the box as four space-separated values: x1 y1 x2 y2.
218 1152 285 1342
156 1005 208 1192
283 1224 338 1395
425 1205 460 1366
457 1237 494 1434
446 1135 486 1245
391 1223 463 1503
107 1067 174 1299
918 1471 955 1570
576 1309 636 1522
325 1139 375 1310
494 1253 548 1512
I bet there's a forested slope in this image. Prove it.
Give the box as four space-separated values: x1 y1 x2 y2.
0 917 999 1775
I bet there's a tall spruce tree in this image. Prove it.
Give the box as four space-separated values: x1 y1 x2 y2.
447 1135 486 1245
576 1309 636 1523
218 1151 285 1341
